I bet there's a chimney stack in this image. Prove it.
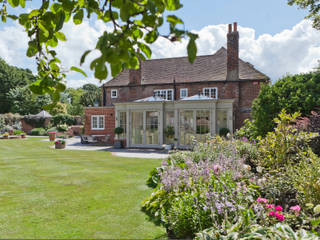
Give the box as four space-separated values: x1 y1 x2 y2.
227 22 239 80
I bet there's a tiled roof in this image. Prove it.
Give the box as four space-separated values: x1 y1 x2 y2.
104 47 268 87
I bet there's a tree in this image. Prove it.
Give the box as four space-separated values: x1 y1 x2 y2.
251 71 320 136
0 58 36 113
0 0 198 106
288 0 320 30
6 87 51 115
79 84 101 107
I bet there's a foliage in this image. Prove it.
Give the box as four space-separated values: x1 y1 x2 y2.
65 87 84 116
235 119 260 141
6 86 51 115
0 0 198 106
0 113 22 128
56 124 68 132
218 127 230 137
23 115 46 128
48 102 68 116
257 110 317 169
13 129 24 135
52 114 75 126
288 0 320 30
79 84 101 107
114 127 124 135
30 128 47 136
0 58 36 113
252 72 320 137
164 126 175 139
142 138 256 239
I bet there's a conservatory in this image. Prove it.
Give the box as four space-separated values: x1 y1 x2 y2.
114 94 234 149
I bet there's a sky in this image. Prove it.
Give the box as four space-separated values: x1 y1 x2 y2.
0 0 319 88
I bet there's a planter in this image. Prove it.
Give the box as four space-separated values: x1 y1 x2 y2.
164 144 173 150
114 139 123 149
3 135 8 139
21 135 26 139
55 142 66 149
48 132 56 141
8 129 13 135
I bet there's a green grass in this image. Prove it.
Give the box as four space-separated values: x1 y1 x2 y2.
0 137 166 239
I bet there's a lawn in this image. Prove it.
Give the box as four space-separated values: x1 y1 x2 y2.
0 137 166 239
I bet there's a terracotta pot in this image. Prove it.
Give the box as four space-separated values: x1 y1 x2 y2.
55 142 65 149
48 132 56 141
21 135 26 139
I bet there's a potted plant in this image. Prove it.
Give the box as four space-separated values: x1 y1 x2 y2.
48 131 57 141
114 127 124 148
164 126 175 150
20 133 26 139
2 133 9 139
55 139 66 149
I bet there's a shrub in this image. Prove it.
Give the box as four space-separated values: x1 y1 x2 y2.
142 138 256 239
56 124 68 132
52 114 75 126
23 115 46 128
13 129 24 135
114 127 124 135
235 119 260 141
30 128 47 136
218 127 230 137
46 127 57 133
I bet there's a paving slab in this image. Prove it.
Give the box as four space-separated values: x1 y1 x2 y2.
48 136 169 159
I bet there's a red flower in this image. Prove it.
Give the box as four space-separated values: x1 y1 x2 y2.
275 205 283 212
268 211 275 216
275 212 285 221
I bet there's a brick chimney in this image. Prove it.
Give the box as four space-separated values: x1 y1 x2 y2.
129 53 142 85
227 22 239 80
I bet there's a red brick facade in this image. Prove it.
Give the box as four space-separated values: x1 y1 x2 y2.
84 107 115 144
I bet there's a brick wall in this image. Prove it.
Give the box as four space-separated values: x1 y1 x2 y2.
84 107 115 144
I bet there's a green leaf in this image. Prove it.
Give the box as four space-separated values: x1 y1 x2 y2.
18 13 29 25
187 35 197 64
47 37 58 47
92 58 108 80
19 0 25 8
167 15 183 26
144 31 159 44
7 15 18 20
55 32 67 41
8 0 19 8
26 40 38 57
138 42 152 58
73 9 83 25
164 0 183 11
80 50 91 65
70 66 88 77
55 10 65 31
56 83 66 92
110 63 122 77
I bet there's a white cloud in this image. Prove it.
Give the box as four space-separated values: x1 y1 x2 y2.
150 20 320 81
0 19 320 88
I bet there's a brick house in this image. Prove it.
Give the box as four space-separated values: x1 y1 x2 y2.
84 22 268 148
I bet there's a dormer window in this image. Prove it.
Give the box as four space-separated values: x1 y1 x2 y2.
111 89 118 98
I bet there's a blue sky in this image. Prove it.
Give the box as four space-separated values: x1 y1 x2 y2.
0 1 318 88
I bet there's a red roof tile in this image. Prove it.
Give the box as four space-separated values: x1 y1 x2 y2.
104 47 268 87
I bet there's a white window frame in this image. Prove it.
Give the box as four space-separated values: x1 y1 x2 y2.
203 87 218 99
180 88 188 98
154 89 174 101
91 115 105 130
111 89 118 98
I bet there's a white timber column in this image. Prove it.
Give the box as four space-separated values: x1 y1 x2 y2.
211 102 216 135
143 111 146 145
227 109 233 133
115 110 119 128
126 110 130 148
159 103 164 145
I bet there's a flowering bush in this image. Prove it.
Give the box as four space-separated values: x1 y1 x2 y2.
55 139 65 144
142 138 257 238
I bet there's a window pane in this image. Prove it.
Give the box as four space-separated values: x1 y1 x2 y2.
119 112 126 139
146 111 159 145
167 90 173 100
217 110 228 134
131 112 143 144
99 116 104 129
92 117 97 129
196 110 210 142
165 111 174 144
179 110 194 145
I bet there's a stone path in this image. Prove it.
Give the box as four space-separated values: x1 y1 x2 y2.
47 136 169 159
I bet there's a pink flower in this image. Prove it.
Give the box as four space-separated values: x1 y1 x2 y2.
266 204 275 209
290 205 301 212
275 212 285 221
275 205 283 212
268 211 275 216
257 197 268 204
